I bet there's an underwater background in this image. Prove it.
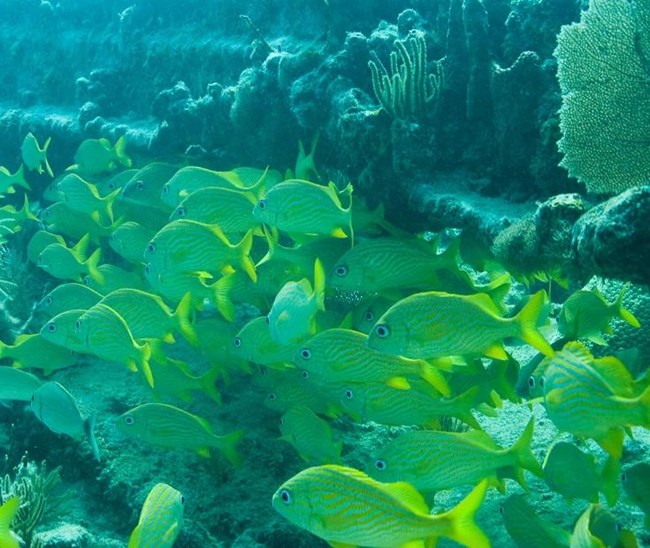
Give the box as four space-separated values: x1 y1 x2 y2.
1 0 650 546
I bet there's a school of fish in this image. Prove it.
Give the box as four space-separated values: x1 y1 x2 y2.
0 132 647 546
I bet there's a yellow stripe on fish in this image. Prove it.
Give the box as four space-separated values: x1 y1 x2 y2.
128 483 184 548
295 328 450 396
118 402 243 463
368 289 553 360
272 464 490 548
144 219 257 281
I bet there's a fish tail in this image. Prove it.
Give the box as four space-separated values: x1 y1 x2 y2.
515 290 554 357
600 456 620 507
84 414 101 461
174 291 199 346
139 342 154 388
217 430 245 466
85 248 105 285
213 274 235 322
313 258 326 312
419 360 451 397
255 225 278 267
15 164 30 190
0 496 20 548
235 230 257 282
510 417 543 481
614 285 640 328
437 479 490 548
451 387 483 430
43 136 54 178
199 365 222 405
113 135 132 168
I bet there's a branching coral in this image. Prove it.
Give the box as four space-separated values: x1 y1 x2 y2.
368 31 443 120
0 455 64 546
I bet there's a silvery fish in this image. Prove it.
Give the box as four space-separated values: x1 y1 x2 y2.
31 381 99 460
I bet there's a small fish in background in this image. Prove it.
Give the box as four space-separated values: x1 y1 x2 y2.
39 282 103 317
541 341 650 460
56 173 121 226
0 194 39 232
27 229 65 264
0 164 30 194
279 405 342 465
622 463 650 528
272 465 490 548
0 497 21 548
267 259 325 345
37 233 104 284
367 289 553 360
295 327 451 395
118 402 243 464
31 381 100 460
21 132 53 177
98 289 198 346
253 179 354 243
0 333 78 373
542 441 619 506
67 135 131 176
109 221 156 264
98 167 138 195
148 357 221 405
368 417 541 495
501 494 571 547
128 483 184 548
120 161 178 211
291 133 320 182
558 286 640 344
351 295 395 333
74 303 154 387
0 366 42 401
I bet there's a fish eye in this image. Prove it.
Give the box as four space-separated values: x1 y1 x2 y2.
180 495 185 505
144 264 151 275
44 296 53 306
615 523 623 533
82 276 90 286
300 348 311 360
301 370 309 379
124 416 135 425
334 264 348 277
147 242 156 254
162 183 170 194
175 207 185 217
344 388 353 399
108 182 115 190
375 325 390 338
539 377 545 389
621 472 627 483
233 337 242 348
279 417 284 426
527 377 536 389
364 311 374 322
268 392 277 401
135 180 144 190
265 316 270 324
257 199 266 210
279 489 292 505
375 459 386 471
47 323 56 332
499 505 504 515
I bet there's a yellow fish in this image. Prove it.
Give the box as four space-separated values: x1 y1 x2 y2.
558 286 640 344
233 316 302 367
369 418 542 494
40 309 87 354
368 289 553 360
98 289 197 346
295 328 450 395
40 201 116 244
0 194 39 231
170 186 259 233
272 465 490 547
37 233 104 284
267 259 325 345
118 402 243 463
31 381 100 460
39 282 103 317
253 179 353 242
144 219 257 281
0 497 21 548
74 303 153 387
21 132 53 177
0 333 78 374
56 173 121 225
541 341 650 459
0 164 30 194
27 229 65 264
84 264 146 294
120 162 178 211
68 135 131 175
129 483 184 548
279 405 342 465
148 357 221 405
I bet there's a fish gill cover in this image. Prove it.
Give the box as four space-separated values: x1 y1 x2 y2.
0 0 649 547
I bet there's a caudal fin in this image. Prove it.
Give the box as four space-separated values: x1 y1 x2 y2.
218 430 245 467
235 230 257 282
211 274 235 322
600 456 620 507
508 417 543 488
437 479 490 548
614 286 641 328
313 258 325 312
85 248 105 286
419 360 451 397
199 365 222 405
174 292 199 346
114 135 132 168
515 291 554 357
